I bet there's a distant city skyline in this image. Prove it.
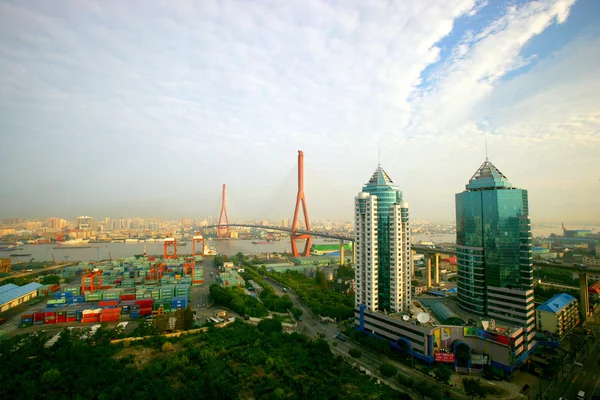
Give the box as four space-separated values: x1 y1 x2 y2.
1 1 599 224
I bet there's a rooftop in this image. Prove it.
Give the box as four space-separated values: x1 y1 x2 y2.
0 282 43 306
368 165 394 185
466 159 513 190
537 293 576 313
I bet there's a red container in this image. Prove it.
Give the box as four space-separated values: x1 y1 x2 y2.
33 313 45 321
44 312 56 317
50 284 60 292
102 309 121 316
120 294 136 301
56 316 67 322
44 319 56 325
135 299 153 306
81 318 100 324
139 307 152 315
66 317 77 322
21 313 33 319
98 300 119 307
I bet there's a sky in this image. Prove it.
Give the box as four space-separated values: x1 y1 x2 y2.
1 0 599 225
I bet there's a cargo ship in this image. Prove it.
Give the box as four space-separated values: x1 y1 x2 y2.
10 253 32 257
252 241 274 244
53 239 93 249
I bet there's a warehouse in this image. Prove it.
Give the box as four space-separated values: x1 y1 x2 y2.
0 282 42 312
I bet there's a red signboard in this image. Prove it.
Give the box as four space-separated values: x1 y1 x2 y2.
434 352 455 363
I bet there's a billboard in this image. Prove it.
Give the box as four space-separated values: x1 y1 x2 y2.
470 354 489 365
463 327 510 346
434 352 455 363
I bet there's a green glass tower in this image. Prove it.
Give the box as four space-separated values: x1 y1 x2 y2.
456 160 535 351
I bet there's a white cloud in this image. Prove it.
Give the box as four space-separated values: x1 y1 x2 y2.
0 0 597 224
407 0 578 136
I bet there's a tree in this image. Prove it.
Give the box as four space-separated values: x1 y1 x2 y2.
316 270 329 291
463 378 487 399
379 362 397 378
40 275 60 285
257 318 282 334
213 255 224 268
349 348 362 358
183 305 195 330
291 307 303 319
433 364 452 385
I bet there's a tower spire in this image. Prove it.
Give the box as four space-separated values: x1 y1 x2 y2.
485 136 489 161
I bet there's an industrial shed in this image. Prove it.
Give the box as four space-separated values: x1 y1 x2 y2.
0 282 42 312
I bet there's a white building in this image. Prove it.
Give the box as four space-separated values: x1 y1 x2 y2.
355 166 411 313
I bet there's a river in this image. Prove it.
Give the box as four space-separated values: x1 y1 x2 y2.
9 226 593 263
6 233 455 262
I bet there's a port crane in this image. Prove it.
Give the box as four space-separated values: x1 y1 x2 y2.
81 270 103 294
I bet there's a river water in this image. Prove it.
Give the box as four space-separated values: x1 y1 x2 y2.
10 226 593 263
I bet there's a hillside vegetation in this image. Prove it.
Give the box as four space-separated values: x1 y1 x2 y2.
1 320 398 399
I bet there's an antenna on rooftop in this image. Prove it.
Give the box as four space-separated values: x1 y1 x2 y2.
485 136 489 161
378 144 381 167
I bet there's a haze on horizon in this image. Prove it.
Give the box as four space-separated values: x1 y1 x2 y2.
1 0 599 225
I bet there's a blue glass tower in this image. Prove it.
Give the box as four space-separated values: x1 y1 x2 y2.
456 160 535 350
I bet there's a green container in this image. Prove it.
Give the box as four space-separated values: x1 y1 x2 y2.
85 292 104 302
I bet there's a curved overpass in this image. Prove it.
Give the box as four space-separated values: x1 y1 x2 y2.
203 224 353 241
203 224 458 255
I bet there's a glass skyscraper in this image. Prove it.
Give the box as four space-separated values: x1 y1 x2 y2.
355 166 411 313
456 160 536 351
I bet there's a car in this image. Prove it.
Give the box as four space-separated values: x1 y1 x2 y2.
577 391 586 400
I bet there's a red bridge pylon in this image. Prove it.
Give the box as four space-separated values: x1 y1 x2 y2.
218 184 231 239
291 150 312 256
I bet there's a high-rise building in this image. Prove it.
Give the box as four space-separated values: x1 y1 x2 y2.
456 159 535 351
355 166 411 313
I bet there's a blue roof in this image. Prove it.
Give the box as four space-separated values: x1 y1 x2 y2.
537 293 576 313
0 282 42 306
0 283 19 295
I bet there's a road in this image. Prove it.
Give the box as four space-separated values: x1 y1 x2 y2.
544 310 600 400
560 310 600 400
262 275 339 339
189 257 222 323
0 262 75 282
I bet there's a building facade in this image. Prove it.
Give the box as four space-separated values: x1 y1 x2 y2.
355 166 411 313
536 293 580 337
0 282 42 312
456 160 536 351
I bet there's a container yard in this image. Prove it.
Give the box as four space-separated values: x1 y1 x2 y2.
17 254 204 328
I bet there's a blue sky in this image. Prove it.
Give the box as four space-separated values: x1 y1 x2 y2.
1 0 599 224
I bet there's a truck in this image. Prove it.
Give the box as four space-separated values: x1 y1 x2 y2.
577 391 586 400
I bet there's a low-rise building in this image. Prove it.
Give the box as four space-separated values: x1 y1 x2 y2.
536 293 580 337
582 256 600 267
0 282 42 312
0 258 10 273
218 270 245 288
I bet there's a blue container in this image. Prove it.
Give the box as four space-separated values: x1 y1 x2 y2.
66 298 74 304
72 296 85 303
21 318 33 323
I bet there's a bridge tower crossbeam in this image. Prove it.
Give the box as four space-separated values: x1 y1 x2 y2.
291 150 312 257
